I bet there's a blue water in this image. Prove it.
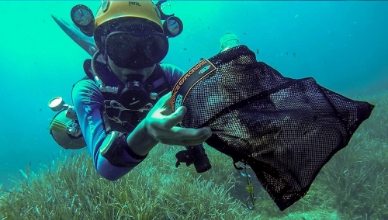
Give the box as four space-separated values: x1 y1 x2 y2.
0 0 387 193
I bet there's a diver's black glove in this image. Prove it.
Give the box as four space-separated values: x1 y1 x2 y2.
175 145 211 173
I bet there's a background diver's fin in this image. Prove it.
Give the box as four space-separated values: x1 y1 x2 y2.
51 15 97 57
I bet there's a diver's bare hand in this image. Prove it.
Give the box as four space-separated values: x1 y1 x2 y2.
145 92 212 146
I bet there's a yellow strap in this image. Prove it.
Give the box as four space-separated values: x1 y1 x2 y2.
50 119 68 133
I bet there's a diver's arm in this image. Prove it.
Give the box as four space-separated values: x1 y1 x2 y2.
124 91 181 156
125 63 211 155
126 92 212 156
125 120 158 156
72 79 146 181
125 62 188 155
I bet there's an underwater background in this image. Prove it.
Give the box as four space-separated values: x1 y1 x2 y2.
0 1 387 219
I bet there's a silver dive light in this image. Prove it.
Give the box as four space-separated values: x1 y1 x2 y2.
48 96 77 120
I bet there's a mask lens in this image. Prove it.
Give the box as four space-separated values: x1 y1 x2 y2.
142 34 169 62
105 31 168 69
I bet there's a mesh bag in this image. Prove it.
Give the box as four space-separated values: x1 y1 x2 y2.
172 46 374 210
171 45 374 210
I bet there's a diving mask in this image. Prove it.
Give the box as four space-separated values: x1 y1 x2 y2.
105 29 168 69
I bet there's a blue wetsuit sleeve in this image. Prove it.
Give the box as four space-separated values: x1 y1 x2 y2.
159 63 185 86
72 79 142 181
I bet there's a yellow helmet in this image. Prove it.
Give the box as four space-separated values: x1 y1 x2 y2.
95 1 163 32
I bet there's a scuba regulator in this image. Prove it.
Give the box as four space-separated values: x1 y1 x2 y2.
118 75 157 111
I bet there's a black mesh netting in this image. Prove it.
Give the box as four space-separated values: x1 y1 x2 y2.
180 45 374 210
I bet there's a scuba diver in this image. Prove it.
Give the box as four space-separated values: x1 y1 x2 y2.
48 0 212 181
